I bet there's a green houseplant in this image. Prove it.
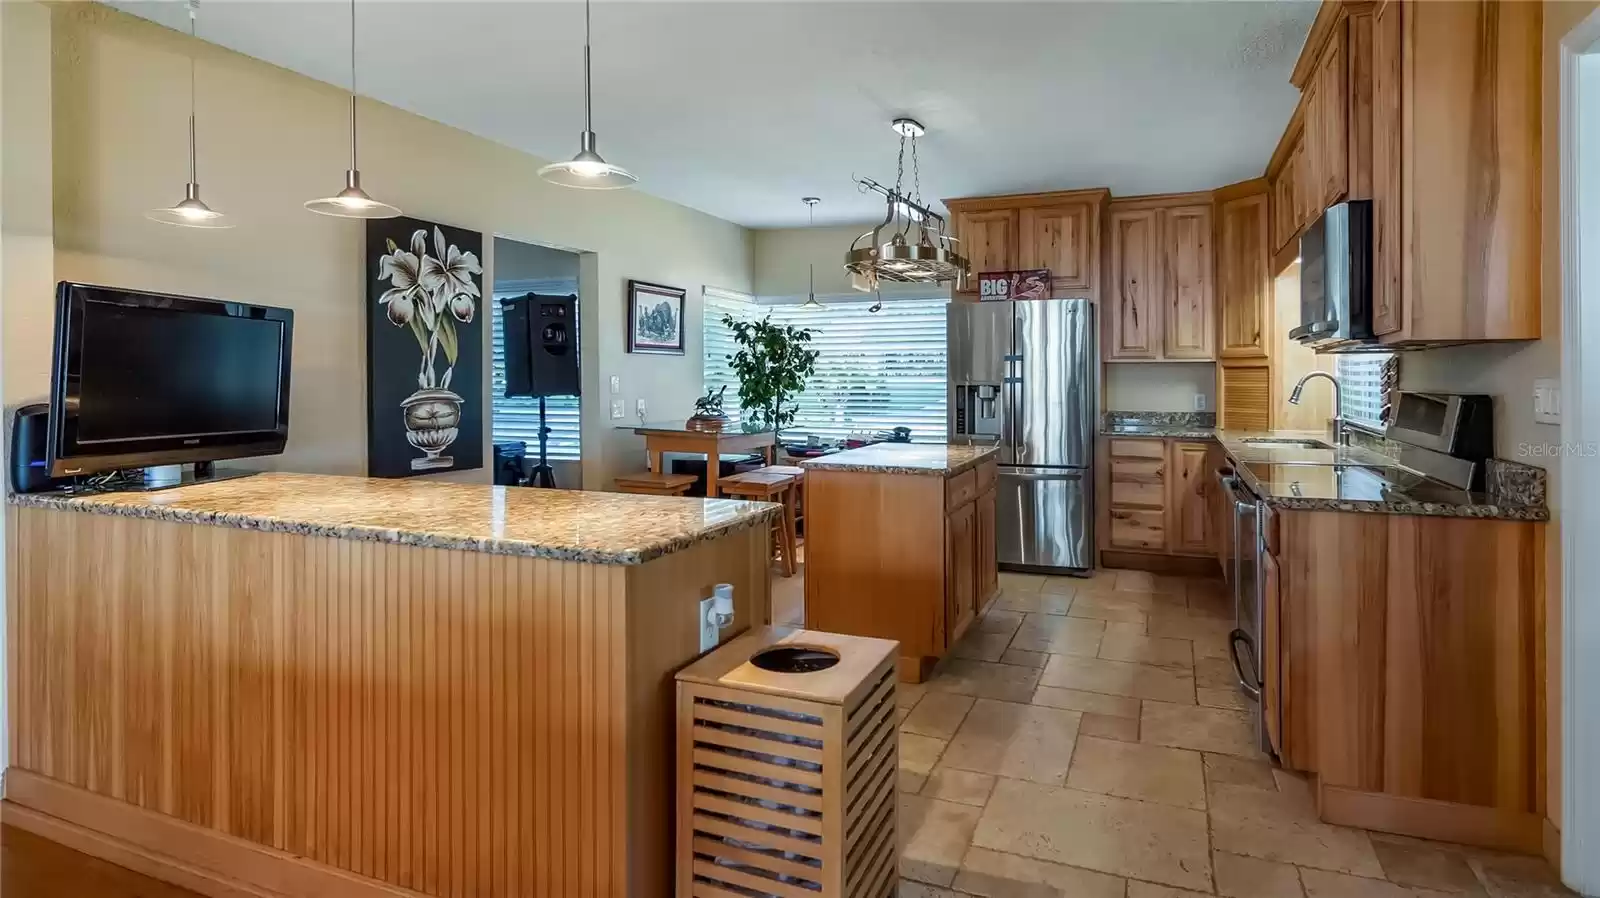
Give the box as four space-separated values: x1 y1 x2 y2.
723 314 819 448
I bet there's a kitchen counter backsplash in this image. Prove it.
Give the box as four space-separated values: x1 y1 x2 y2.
1486 458 1547 507
1103 410 1217 430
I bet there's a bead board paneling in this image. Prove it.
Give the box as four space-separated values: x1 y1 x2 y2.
6 506 770 898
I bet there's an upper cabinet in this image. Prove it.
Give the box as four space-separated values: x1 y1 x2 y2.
1304 18 1349 210
1216 182 1272 360
1105 194 1215 361
945 190 1108 299
1266 113 1311 254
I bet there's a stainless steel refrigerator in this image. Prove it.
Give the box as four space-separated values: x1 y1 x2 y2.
948 298 1096 572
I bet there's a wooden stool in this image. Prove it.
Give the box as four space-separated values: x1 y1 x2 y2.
613 472 697 496
751 464 806 537
719 471 798 577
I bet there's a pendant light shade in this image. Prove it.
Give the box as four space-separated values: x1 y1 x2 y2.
799 197 824 310
539 0 637 190
306 0 400 218
147 1 232 229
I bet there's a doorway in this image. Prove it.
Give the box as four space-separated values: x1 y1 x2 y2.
491 237 582 489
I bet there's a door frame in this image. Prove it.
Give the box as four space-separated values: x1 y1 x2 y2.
1559 9 1600 893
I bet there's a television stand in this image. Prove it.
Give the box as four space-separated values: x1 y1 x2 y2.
68 464 260 495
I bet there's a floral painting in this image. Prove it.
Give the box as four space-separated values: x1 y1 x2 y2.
626 280 686 355
365 217 484 478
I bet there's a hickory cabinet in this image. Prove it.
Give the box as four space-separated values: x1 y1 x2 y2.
945 189 1108 299
1104 195 1215 361
1215 183 1273 360
1099 437 1214 558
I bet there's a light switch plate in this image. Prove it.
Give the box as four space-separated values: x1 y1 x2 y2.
610 375 621 394
636 398 648 418
698 597 719 652
610 399 625 420
1534 378 1561 425
1193 394 1207 412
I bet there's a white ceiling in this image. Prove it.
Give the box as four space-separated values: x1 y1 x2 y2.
112 0 1318 229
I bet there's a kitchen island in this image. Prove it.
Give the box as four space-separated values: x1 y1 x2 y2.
3 473 778 898
800 443 1000 682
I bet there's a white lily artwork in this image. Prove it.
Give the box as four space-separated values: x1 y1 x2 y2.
367 218 485 476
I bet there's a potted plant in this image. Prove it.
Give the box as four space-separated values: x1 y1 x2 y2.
723 314 819 451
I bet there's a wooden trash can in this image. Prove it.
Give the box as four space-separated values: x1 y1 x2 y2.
675 627 900 898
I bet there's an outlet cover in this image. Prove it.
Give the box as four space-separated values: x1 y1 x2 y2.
1193 394 1207 412
1534 378 1561 425
610 399 625 420
636 398 648 417
698 597 719 652
610 375 621 394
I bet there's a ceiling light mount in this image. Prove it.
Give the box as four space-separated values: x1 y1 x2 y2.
846 120 968 289
539 0 637 189
890 118 926 139
306 0 400 218
147 0 232 229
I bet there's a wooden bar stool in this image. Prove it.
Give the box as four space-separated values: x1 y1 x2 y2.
613 472 697 496
751 464 806 535
719 471 798 577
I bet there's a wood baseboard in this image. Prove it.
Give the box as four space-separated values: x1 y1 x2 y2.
1318 783 1544 854
1543 816 1560 868
2 770 423 898
1099 550 1219 577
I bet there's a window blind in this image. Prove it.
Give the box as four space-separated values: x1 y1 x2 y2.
703 287 754 424
1336 353 1393 430
490 288 581 460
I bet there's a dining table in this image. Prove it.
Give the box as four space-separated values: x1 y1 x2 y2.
630 422 777 497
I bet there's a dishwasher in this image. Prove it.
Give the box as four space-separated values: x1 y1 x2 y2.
1223 471 1275 757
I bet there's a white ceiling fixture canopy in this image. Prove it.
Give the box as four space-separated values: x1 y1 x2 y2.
146 0 231 229
539 0 637 190
304 0 400 218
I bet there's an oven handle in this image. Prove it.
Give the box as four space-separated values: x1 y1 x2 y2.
1229 628 1262 701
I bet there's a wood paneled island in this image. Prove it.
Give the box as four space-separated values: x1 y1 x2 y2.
800 444 1000 682
3 473 779 898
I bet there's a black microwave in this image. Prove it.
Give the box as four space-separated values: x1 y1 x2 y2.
1290 200 1374 349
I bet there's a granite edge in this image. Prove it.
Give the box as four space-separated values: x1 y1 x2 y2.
800 446 1000 477
1227 457 1550 522
6 491 783 565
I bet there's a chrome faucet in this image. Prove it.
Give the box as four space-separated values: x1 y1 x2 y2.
1289 371 1347 446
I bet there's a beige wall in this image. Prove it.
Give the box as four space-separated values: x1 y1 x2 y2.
29 3 752 489
753 224 945 299
1104 363 1216 413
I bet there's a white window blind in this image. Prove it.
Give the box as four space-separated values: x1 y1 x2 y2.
703 287 754 424
490 287 581 460
1336 353 1393 430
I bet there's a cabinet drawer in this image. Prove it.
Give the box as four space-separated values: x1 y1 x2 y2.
1108 439 1165 460
946 469 978 511
1108 508 1165 550
976 460 997 494
1110 480 1165 509
1110 458 1165 483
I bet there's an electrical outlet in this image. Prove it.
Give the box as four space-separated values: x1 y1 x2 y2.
1193 394 1207 412
1534 378 1561 425
698 597 719 652
610 399 625 420
636 398 648 418
610 375 621 394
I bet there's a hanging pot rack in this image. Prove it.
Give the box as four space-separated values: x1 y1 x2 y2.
844 119 969 290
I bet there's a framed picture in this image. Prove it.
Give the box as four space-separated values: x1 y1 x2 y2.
626 280 686 355
365 216 485 478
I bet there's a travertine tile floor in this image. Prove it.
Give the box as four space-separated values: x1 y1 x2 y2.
779 566 1576 898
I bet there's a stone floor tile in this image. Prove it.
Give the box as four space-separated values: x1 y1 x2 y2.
975 608 1027 634
1116 570 1157 592
1147 607 1237 643
1214 850 1305 897
1141 700 1257 757
899 704 915 724
900 794 984 886
1127 883 1213 898
993 590 1074 616
999 648 1048 669
999 573 1046 594
1196 656 1240 688
926 659 1044 704
1298 868 1423 898
1040 655 1197 704
898 880 964 898
1187 577 1229 602
1187 589 1235 621
900 681 929 709
1467 853 1578 897
1068 592 1154 624
951 631 1015 663
1372 839 1487 895
1192 632 1233 661
1105 619 1151 640
903 691 977 740
1065 735 1205 809
901 769 928 794
1204 752 1280 792
1199 685 1252 712
1079 711 1140 742
1040 576 1082 597
1208 781 1383 877
954 845 1126 898
1009 613 1106 657
1031 684 1142 718
900 732 949 776
1098 629 1195 669
921 768 996 807
972 778 1213 891
941 698 1083 785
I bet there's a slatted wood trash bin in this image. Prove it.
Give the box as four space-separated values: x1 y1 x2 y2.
675 626 900 898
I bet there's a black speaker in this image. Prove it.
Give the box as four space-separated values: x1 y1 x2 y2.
500 293 580 399
10 403 69 493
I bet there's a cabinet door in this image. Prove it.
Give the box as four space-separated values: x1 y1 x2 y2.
1166 441 1212 555
946 502 977 645
1106 208 1162 359
1262 548 1282 758
954 209 1018 295
974 487 998 609
1206 444 1231 577
1019 203 1095 295
1370 0 1403 336
1311 22 1349 209
1218 192 1271 359
1288 138 1312 239
1161 205 1216 360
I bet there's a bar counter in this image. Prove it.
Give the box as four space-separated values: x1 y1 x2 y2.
3 472 779 898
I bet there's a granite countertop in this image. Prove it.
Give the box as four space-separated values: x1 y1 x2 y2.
1100 411 1217 440
798 443 1000 477
6 472 782 564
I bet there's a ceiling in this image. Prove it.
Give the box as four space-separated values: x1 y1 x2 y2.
112 0 1319 229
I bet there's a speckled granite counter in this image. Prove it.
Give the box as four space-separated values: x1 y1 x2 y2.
798 442 1000 477
6 471 781 564
1100 410 1217 440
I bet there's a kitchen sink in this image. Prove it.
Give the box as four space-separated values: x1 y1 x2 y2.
1241 438 1333 450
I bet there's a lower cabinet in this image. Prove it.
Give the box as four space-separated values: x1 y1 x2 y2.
945 500 978 646
1261 547 1282 758
974 486 998 607
1102 437 1214 558
1166 442 1212 554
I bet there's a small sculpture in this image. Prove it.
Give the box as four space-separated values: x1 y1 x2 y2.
687 385 730 432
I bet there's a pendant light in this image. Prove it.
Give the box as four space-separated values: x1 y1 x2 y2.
538 0 638 189
146 1 231 228
800 197 825 310
305 0 400 218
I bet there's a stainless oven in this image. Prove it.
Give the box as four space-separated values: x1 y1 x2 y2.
1223 472 1274 756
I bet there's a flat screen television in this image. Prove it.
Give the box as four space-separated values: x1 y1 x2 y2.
47 282 294 477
